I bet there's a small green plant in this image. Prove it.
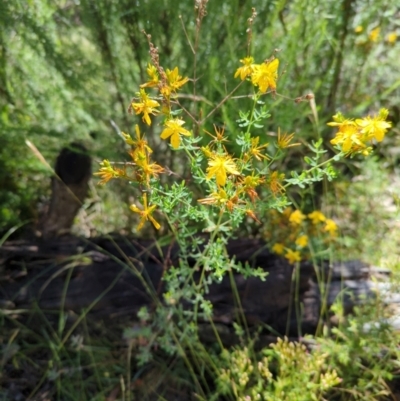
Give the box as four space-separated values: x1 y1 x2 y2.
317 299 400 400
214 338 340 401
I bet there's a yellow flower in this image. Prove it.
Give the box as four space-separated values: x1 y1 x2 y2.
161 67 189 97
160 118 191 149
124 125 153 161
198 189 229 206
239 174 264 202
234 56 256 80
272 243 285 255
327 112 356 131
329 109 391 155
130 193 160 231
167 67 189 90
248 136 270 161
387 32 397 44
245 209 261 224
267 171 285 196
328 113 367 155
95 159 126 185
368 27 380 42
308 210 326 225
198 189 243 212
226 194 241 212
285 249 301 264
251 58 279 93
356 109 392 142
204 125 229 146
130 89 160 126
134 152 164 186
330 124 362 153
354 25 363 33
206 153 240 186
140 64 160 88
277 128 300 149
295 235 309 248
201 145 213 158
289 210 306 225
324 219 338 236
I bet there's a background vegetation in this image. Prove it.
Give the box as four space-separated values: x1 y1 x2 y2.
1 0 399 242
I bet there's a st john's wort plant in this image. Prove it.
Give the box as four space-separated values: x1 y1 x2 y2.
94 3 392 378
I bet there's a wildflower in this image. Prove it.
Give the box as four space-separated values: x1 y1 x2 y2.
295 235 309 248
134 152 164 185
130 193 160 231
239 174 264 202
167 67 189 91
226 194 241 212
140 64 160 88
330 123 365 154
198 189 243 212
289 210 306 225
354 26 363 33
234 56 256 80
356 108 392 142
272 243 285 255
324 219 338 236
161 67 189 97
201 145 213 158
285 249 301 264
329 109 391 155
266 171 285 196
277 128 300 149
198 189 228 206
308 210 326 225
95 159 126 184
245 209 261 224
206 153 240 186
368 27 380 42
327 112 356 131
130 89 160 126
124 125 153 161
251 58 279 93
328 113 365 155
247 136 269 161
387 32 397 44
204 125 229 146
160 118 191 149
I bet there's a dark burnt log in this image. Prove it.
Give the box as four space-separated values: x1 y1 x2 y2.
0 236 390 338
38 143 91 238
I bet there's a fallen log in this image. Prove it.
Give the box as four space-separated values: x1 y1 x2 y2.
0 235 390 338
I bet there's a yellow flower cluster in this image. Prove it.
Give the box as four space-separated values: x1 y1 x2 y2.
94 159 127 185
198 148 261 216
197 125 293 222
234 56 279 93
130 193 160 231
99 60 190 231
130 64 191 149
197 120 297 221
355 25 397 45
266 208 338 264
328 108 391 156
95 125 164 231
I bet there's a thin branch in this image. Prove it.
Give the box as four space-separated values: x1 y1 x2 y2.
179 15 194 54
200 81 244 125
